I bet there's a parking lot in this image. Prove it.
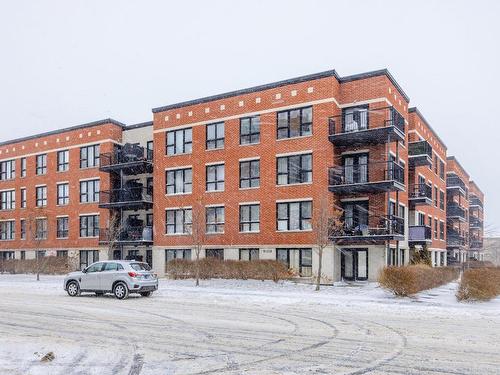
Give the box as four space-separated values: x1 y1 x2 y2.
0 275 499 375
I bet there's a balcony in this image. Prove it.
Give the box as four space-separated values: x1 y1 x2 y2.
447 175 467 194
332 215 405 242
408 225 432 245
100 143 153 175
447 202 466 221
328 161 405 194
408 140 433 167
470 239 483 249
409 183 433 206
328 107 405 146
447 230 466 248
99 226 153 246
469 196 484 209
99 186 153 210
469 216 483 228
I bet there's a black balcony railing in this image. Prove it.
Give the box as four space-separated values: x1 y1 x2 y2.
409 183 432 200
409 140 433 157
409 225 432 242
447 176 467 192
328 107 405 145
469 216 483 228
469 197 484 208
329 161 404 186
332 215 404 239
99 226 153 244
99 187 152 208
100 143 153 174
470 239 483 249
447 202 466 220
447 229 466 247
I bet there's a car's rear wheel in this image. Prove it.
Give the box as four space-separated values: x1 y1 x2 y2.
140 291 152 297
67 281 80 297
113 282 129 300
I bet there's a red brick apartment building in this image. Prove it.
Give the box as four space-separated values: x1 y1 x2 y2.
0 69 485 281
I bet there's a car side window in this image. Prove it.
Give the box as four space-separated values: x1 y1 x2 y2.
86 263 103 273
117 264 124 270
103 262 118 271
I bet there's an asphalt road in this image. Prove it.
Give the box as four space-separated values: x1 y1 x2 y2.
0 276 498 375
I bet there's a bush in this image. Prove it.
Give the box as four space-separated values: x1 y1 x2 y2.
0 256 70 275
166 258 292 282
379 265 459 296
457 267 500 301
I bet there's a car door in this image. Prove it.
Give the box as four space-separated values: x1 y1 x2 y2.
80 262 104 290
101 262 121 291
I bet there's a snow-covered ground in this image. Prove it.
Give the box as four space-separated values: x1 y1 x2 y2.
0 275 499 375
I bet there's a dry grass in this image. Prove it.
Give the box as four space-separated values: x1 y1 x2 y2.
166 258 292 282
0 256 70 275
379 265 459 296
457 267 500 301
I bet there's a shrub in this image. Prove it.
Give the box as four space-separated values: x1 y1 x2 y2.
166 258 292 282
379 265 459 296
457 267 500 301
0 256 70 275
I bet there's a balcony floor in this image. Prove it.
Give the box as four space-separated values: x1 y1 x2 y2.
328 180 405 194
99 201 153 210
99 160 153 175
333 234 405 243
328 126 405 146
409 197 433 206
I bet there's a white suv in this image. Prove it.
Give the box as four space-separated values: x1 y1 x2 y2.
64 260 158 299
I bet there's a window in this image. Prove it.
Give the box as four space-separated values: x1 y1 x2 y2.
80 179 100 203
36 186 47 207
240 116 260 145
57 150 69 172
37 250 46 258
276 248 312 276
206 206 224 233
206 164 224 191
434 186 438 207
57 217 69 238
0 160 15 180
277 153 312 185
20 219 26 240
36 154 47 175
79 250 99 270
277 201 312 231
79 215 99 237
20 157 26 177
147 177 154 195
36 218 48 239
239 248 259 261
439 160 445 179
20 188 26 208
21 251 25 259
440 191 445 210
146 213 153 227
146 141 153 159
398 204 405 219
0 221 15 240
206 122 224 150
166 128 192 155
277 106 312 139
440 221 445 240
80 144 100 168
57 183 69 205
0 190 15 210
57 250 68 257
165 249 191 269
434 155 438 174
166 168 192 195
434 218 438 239
166 208 192 234
206 249 224 260
417 212 425 226
342 105 369 132
239 160 260 188
239 204 260 232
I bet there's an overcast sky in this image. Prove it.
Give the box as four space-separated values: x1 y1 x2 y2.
1 0 499 231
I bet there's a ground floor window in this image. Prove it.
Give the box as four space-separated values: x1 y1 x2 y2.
79 250 99 270
165 249 191 270
239 248 259 261
127 250 142 261
206 249 224 260
56 250 68 257
0 251 15 260
276 248 312 277
36 250 46 259
387 248 396 266
341 248 368 281
399 249 405 265
20 251 25 260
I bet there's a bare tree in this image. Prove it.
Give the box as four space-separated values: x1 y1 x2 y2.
190 198 206 287
25 207 48 281
313 195 343 291
106 211 125 259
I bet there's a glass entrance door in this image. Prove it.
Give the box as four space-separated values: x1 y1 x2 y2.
341 249 368 281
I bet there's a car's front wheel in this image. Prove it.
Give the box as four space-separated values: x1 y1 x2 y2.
140 291 152 297
67 281 80 297
113 282 129 300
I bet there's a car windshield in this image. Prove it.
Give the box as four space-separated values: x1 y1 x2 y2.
130 263 151 271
